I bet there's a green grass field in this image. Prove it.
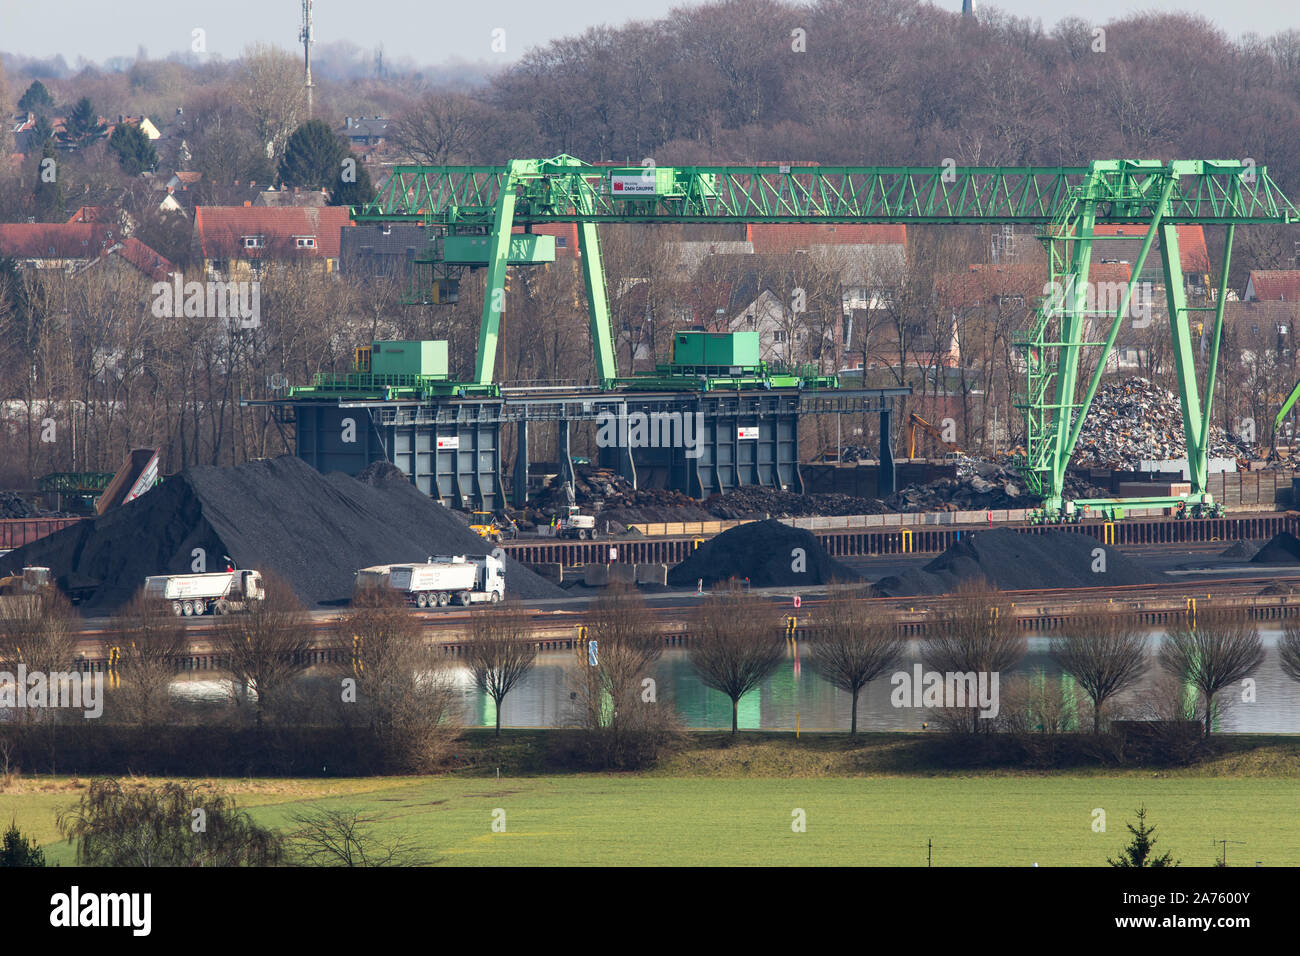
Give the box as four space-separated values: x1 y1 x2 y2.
6 752 1297 866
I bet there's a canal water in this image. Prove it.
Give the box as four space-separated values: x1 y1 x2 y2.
452 631 1300 734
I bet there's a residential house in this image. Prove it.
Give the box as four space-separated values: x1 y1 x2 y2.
192 206 353 279
1244 270 1300 303
0 222 172 282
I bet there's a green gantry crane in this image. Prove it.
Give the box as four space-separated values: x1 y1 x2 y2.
354 156 1297 520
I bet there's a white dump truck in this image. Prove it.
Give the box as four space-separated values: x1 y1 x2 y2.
143 569 265 617
383 554 505 607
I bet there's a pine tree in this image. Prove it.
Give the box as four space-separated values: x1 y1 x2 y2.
28 114 55 151
109 122 158 175
330 154 375 208
17 79 54 113
1108 805 1179 867
0 820 46 867
58 96 106 150
278 119 346 190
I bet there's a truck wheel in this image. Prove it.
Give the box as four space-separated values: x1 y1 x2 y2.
489 592 501 604
578 528 588 540
215 600 228 616
416 592 430 608
182 601 194 617
437 592 449 607
458 591 472 606
171 601 183 617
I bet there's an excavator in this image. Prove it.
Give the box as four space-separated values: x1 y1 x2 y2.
1273 377 1300 459
906 413 964 459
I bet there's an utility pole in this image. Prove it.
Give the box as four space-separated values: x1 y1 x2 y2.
300 0 314 119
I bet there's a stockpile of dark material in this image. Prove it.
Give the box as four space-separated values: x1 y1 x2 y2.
1219 540 1260 560
1073 377 1255 468
705 486 890 519
528 465 711 526
1249 532 1300 565
0 490 66 519
667 518 860 588
872 528 1165 597
0 456 564 609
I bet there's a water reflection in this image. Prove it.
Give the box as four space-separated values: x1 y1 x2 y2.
456 631 1300 734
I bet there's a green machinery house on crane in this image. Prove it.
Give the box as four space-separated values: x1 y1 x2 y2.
333 154 1296 521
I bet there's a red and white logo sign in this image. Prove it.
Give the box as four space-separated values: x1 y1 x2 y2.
436 437 460 450
793 595 801 609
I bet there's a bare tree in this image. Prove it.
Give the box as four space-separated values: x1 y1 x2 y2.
1159 608 1264 737
287 806 432 867
921 579 1026 733
110 590 187 728
463 603 538 736
341 588 460 770
390 92 485 164
235 44 307 165
213 571 314 730
812 589 905 735
1280 619 1300 685
567 585 680 767
688 583 787 734
1051 610 1148 734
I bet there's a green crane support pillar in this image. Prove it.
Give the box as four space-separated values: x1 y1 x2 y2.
473 160 524 386
578 221 618 385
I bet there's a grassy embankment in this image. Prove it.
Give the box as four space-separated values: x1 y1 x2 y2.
4 731 1297 866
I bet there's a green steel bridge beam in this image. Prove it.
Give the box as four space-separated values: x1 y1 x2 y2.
352 156 1297 512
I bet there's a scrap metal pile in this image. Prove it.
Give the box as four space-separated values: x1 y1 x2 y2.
1072 377 1257 469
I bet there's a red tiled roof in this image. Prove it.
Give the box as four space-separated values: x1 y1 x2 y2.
0 222 123 259
106 238 174 282
1246 270 1300 302
936 262 1133 310
194 206 353 259
67 206 110 223
745 223 907 254
1090 224 1210 273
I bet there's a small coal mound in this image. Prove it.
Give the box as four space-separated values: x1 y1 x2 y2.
667 518 859 588
0 456 563 609
1249 532 1300 565
1218 539 1259 560
872 528 1165 597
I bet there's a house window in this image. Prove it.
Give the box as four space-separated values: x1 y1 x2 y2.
243 236 264 249
772 330 788 344
295 237 317 249
556 236 567 248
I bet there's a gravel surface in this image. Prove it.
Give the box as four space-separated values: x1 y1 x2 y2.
0 456 563 609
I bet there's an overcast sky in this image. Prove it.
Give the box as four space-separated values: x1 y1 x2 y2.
2 0 1296 67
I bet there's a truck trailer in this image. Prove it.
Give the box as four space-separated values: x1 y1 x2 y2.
381 554 505 607
143 569 265 617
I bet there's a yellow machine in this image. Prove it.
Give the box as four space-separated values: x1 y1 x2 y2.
469 512 503 543
906 413 964 458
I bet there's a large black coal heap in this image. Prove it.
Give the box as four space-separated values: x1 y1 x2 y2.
668 518 860 588
0 456 563 609
872 527 1165 597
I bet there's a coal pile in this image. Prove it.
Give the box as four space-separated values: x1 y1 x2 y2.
1249 532 1300 565
1219 540 1260 560
872 528 1165 597
667 519 860 588
529 465 711 525
1073 377 1252 468
705 487 890 520
0 490 66 519
0 456 564 609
